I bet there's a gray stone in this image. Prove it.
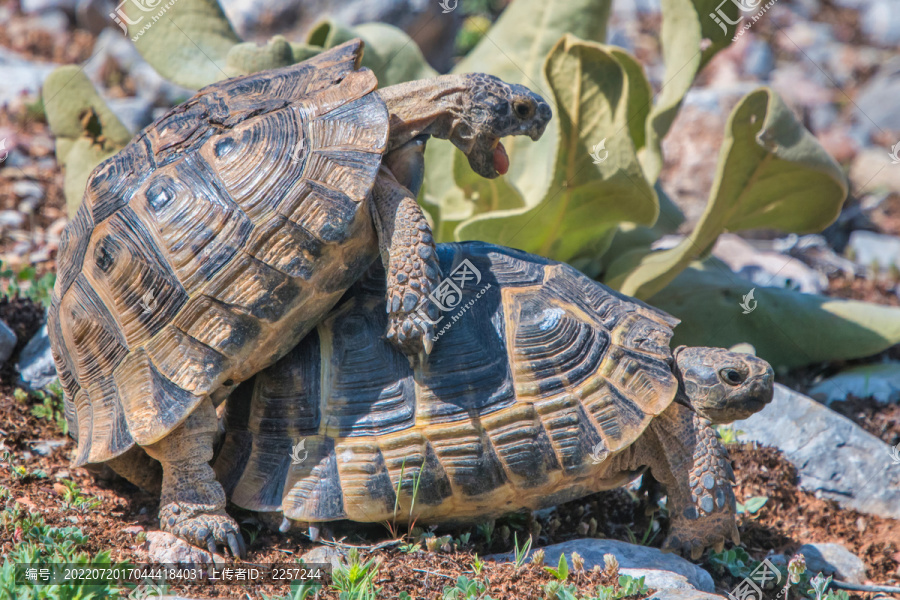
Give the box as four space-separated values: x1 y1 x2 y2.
16 324 58 390
107 97 154 134
27 439 65 457
619 569 694 591
21 0 76 13
645 590 727 600
0 210 25 229
846 230 900 271
299 545 348 571
796 543 867 584
713 234 827 294
486 539 715 593
146 531 225 565
809 362 900 404
854 58 900 140
0 320 16 366
737 384 900 520
743 39 774 80
0 48 58 106
13 180 44 201
862 0 900 46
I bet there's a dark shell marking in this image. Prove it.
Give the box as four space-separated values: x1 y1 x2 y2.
215 242 680 524
48 40 391 466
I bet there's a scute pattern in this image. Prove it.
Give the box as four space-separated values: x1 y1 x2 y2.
217 242 681 524
48 40 392 466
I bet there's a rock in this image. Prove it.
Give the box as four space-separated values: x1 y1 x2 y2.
122 525 145 535
796 543 867 584
809 362 900 404
0 320 16 366
27 439 66 457
645 591 727 600
713 234 828 294
772 234 859 277
0 47 58 107
846 230 900 271
486 539 715 593
107 97 154 134
16 324 58 391
13 180 44 201
743 39 774 80
854 58 900 141
737 384 900 520
299 545 348 570
618 569 694 591
20 0 77 14
0 210 25 229
146 531 225 565
862 0 900 47
28 10 71 36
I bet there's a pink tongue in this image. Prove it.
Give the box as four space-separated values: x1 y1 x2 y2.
492 142 509 175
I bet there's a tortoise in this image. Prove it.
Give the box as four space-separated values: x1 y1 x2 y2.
213 242 775 558
47 40 551 557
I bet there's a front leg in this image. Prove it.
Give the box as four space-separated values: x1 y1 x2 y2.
371 165 442 357
637 403 740 560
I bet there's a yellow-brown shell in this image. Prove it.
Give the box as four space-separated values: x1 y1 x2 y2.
47 40 390 467
215 242 680 524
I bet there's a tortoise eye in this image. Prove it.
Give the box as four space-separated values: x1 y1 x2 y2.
513 100 534 119
719 368 745 386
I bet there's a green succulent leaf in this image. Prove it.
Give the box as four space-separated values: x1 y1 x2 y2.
452 35 657 273
648 259 900 369
43 66 133 215
225 35 296 74
123 0 242 89
308 20 437 87
608 87 848 299
640 0 739 181
424 0 613 213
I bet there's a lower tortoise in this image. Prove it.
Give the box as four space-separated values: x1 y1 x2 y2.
213 242 775 558
48 40 550 557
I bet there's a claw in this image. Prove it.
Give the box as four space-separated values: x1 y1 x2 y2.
690 540 704 561
422 333 433 355
731 524 741 546
207 536 217 556
279 516 291 533
227 531 243 557
713 537 725 554
308 525 320 542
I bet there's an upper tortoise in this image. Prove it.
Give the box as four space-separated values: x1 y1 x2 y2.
216 243 775 559
47 40 551 557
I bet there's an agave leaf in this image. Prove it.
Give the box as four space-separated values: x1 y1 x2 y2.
640 0 739 181
307 20 437 87
43 66 132 215
122 0 242 89
649 259 900 369
453 36 657 272
608 88 848 299
424 0 612 214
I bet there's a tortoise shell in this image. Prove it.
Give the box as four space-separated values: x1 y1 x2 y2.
47 40 390 467
214 242 681 523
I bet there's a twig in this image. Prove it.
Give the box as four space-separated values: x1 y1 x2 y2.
318 538 402 552
409 568 455 580
829 581 900 594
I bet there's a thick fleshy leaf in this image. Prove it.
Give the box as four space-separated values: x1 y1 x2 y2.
122 0 242 89
608 88 848 299
453 36 657 271
424 0 612 212
308 20 437 87
43 66 132 215
640 0 739 181
649 259 900 369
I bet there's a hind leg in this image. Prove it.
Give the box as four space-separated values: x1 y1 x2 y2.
142 397 244 558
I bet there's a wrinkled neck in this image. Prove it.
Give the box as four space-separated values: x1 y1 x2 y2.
376 74 473 153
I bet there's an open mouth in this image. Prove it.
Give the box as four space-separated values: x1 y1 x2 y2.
491 139 509 175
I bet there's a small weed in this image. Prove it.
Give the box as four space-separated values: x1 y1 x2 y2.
713 424 744 445
58 480 101 512
332 548 379 600
477 520 495 547
707 547 757 580
736 496 768 516
0 263 55 308
441 575 493 600
470 554 485 576
544 553 569 582
512 533 532 570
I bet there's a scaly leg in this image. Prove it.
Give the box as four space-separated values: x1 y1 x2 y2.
371 148 441 357
142 397 245 558
628 403 739 560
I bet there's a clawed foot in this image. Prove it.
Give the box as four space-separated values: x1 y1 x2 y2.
386 297 438 356
159 503 246 559
385 236 442 357
662 517 741 560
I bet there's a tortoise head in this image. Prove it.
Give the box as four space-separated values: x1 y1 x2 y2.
673 346 774 424
452 74 552 178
